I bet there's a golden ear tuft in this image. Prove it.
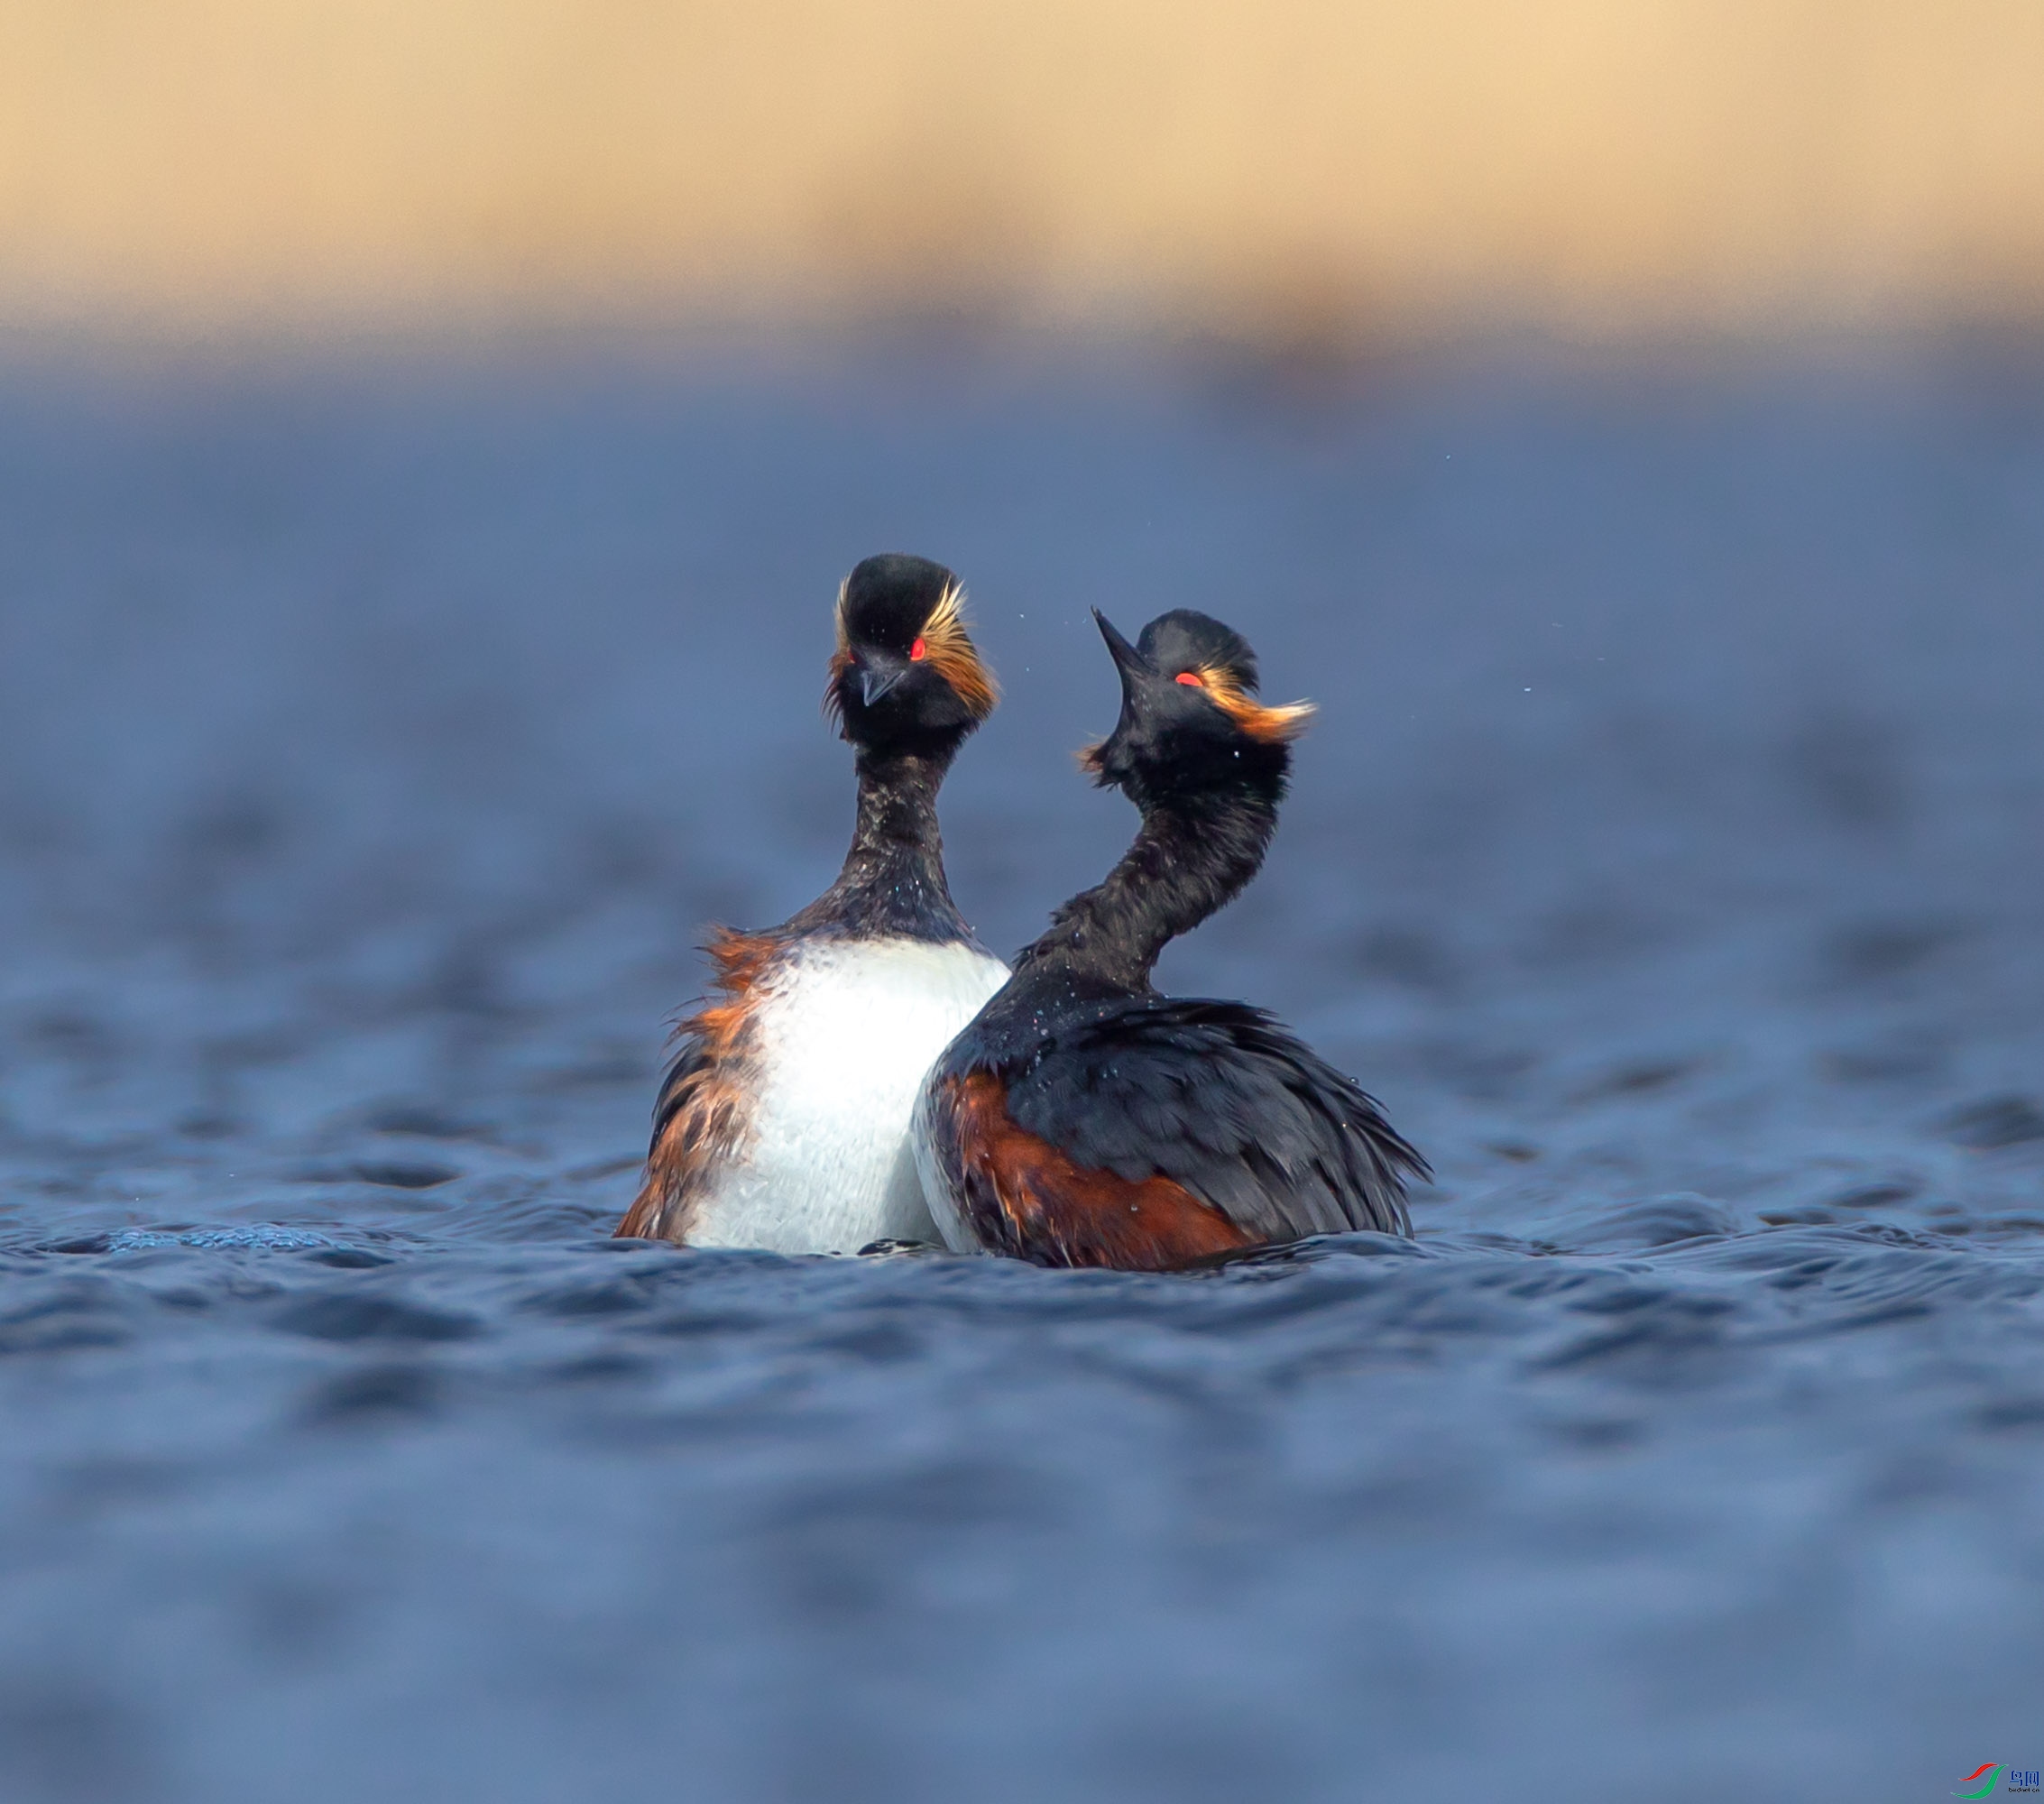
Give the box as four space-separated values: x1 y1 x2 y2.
1199 664 1315 742
919 581 999 721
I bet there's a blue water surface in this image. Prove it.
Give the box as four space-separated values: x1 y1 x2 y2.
1 336 2042 1801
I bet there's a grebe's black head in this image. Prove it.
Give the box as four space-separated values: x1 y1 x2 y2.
826 553 999 758
1082 608 1313 806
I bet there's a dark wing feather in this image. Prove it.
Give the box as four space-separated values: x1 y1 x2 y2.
999 998 1428 1242
614 928 781 1241
916 1068 1257 1270
647 1038 714 1158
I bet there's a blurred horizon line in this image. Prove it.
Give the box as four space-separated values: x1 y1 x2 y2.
6 315 2044 386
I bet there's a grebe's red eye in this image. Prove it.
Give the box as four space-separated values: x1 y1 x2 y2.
1175 670 1204 687
910 637 927 661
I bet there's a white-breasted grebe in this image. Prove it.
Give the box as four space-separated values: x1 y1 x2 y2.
617 554 1009 1253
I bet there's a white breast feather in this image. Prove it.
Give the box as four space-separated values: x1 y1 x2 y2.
686 938 1008 1255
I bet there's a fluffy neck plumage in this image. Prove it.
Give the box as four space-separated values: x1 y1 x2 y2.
1017 785 1278 989
791 741 971 941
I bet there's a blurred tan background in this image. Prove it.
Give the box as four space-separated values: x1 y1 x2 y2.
4 0 2043 344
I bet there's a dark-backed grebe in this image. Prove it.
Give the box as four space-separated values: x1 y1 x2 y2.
912 608 1427 1270
616 554 1009 1252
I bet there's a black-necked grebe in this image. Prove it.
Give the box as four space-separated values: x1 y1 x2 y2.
913 607 1426 1270
616 554 1009 1252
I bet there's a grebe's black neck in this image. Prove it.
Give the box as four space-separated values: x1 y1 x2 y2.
1014 783 1278 990
790 738 974 943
